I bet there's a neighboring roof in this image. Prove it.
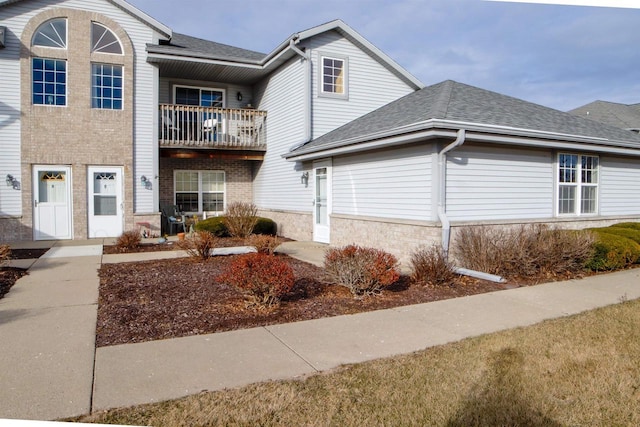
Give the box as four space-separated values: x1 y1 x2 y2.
147 19 423 90
286 80 640 160
0 0 172 38
568 101 640 131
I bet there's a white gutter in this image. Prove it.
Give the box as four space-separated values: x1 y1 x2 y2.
437 129 506 284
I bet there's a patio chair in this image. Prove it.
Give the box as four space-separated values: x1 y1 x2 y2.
160 205 186 235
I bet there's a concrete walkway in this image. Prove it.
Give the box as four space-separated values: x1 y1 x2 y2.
1 240 639 421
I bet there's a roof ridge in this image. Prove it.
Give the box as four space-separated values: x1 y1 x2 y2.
432 80 456 119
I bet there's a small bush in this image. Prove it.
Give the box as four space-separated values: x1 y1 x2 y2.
218 253 294 308
178 230 217 261
0 244 11 266
115 230 142 252
247 234 281 255
585 230 640 271
253 217 277 235
410 245 458 286
454 225 595 279
324 245 400 297
194 216 229 237
224 202 258 238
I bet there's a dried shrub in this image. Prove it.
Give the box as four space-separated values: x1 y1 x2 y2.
246 234 281 255
218 253 294 308
0 244 11 266
115 230 142 252
454 225 595 279
224 202 258 238
410 245 458 286
178 230 217 261
324 245 400 297
586 230 640 271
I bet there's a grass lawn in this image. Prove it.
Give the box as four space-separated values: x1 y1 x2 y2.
76 299 640 426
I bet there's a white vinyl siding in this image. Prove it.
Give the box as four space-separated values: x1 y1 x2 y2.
446 145 554 221
253 56 310 212
332 145 435 221
304 31 414 139
600 156 640 216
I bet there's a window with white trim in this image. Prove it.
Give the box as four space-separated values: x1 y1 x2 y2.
174 170 225 214
320 54 348 98
32 18 67 49
92 63 123 109
91 22 123 54
558 153 599 215
32 57 66 106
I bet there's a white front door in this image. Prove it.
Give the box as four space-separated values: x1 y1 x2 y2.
313 159 331 244
33 165 73 240
88 166 124 238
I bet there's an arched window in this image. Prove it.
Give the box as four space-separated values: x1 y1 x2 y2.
32 18 67 49
91 22 122 54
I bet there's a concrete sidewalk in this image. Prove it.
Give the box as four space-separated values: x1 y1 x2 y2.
1 240 639 420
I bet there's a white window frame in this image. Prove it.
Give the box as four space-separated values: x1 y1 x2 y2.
172 85 226 108
91 63 124 110
318 53 348 99
32 18 67 49
557 153 599 216
174 170 225 215
91 22 123 55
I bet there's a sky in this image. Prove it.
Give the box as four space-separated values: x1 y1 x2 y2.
126 0 639 111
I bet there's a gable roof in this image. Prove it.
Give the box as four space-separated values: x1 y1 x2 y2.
0 0 172 38
568 100 640 131
285 80 640 160
147 19 423 89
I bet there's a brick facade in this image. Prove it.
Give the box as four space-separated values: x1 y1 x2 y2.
16 8 135 240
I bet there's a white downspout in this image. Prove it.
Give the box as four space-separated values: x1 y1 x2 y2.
437 129 505 283
289 37 311 143
438 129 466 257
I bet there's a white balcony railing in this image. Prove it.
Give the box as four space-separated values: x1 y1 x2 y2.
159 104 267 150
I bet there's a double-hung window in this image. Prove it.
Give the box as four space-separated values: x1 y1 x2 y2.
320 54 348 98
558 153 599 215
174 170 225 215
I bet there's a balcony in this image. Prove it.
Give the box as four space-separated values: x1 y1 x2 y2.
159 104 267 151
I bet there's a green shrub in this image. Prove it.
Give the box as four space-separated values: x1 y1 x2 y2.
585 230 640 271
194 216 229 237
410 245 458 287
195 216 276 237
595 226 640 245
610 222 640 231
324 245 400 297
253 217 277 235
218 253 294 308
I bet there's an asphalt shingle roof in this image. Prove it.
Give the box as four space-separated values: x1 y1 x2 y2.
148 33 266 63
568 100 640 130
295 80 640 154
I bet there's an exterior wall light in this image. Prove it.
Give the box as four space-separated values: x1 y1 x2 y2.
301 171 309 187
140 175 152 190
6 174 20 190
237 91 243 101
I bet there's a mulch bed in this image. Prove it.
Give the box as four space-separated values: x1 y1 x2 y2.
97 254 510 347
102 237 248 254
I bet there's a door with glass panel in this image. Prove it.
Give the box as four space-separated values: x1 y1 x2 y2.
87 166 123 238
33 166 72 240
174 86 225 142
313 160 331 244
